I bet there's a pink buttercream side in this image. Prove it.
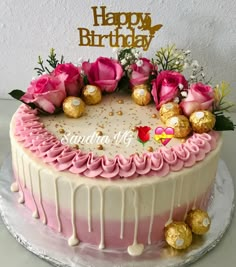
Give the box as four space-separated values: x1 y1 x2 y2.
13 105 220 180
16 173 212 249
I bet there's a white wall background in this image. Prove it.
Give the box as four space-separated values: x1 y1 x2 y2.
0 0 236 106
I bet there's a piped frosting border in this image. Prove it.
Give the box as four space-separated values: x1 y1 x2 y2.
13 105 219 180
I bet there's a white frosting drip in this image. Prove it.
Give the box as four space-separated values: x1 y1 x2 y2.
28 162 39 219
127 189 144 256
68 183 80 246
178 175 183 207
54 177 62 232
87 185 92 233
165 179 177 226
193 171 200 210
148 185 156 245
98 187 105 250
38 169 47 224
68 236 79 246
15 150 25 204
21 155 26 188
10 182 19 192
17 191 24 204
32 210 39 219
120 187 125 240
127 243 144 256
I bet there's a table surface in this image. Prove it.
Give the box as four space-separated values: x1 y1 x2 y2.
0 99 235 267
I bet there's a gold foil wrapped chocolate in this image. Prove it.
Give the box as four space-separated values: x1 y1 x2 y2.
132 84 151 106
165 222 192 250
63 96 85 118
189 110 216 133
186 209 211 235
166 115 192 138
160 102 182 123
82 85 102 105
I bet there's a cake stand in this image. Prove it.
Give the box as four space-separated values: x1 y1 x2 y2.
0 157 234 267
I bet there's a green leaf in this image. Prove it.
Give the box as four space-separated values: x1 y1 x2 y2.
9 89 37 110
214 114 235 131
117 76 130 93
9 89 25 100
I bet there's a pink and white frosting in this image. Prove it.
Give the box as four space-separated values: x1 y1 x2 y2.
14 105 220 180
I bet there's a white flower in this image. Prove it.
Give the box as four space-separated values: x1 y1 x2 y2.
201 72 205 77
190 75 196 80
178 83 184 90
175 61 180 65
173 97 180 103
191 60 199 68
184 50 191 55
134 52 141 58
136 59 143 67
181 91 188 97
183 62 189 69
121 58 127 65
131 48 136 54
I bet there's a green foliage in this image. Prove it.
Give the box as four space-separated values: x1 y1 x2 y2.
154 44 186 72
34 48 65 76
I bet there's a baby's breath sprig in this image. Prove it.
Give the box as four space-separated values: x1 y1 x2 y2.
154 44 188 72
116 47 142 71
34 48 65 76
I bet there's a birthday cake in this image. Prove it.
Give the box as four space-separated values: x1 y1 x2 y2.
8 45 235 257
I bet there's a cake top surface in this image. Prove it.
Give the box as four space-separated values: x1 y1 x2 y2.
40 93 181 158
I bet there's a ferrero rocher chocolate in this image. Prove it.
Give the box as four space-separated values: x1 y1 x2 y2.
189 110 216 133
132 84 151 106
166 115 192 138
63 96 85 118
82 85 102 105
165 222 192 250
160 102 182 123
186 209 211 235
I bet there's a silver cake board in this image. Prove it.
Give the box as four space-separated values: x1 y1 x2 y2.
0 156 234 267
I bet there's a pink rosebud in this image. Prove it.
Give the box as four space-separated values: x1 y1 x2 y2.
21 74 66 114
82 57 123 93
180 83 214 116
129 58 156 87
151 70 188 109
54 63 82 96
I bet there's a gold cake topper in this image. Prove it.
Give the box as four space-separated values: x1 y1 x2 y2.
77 6 162 51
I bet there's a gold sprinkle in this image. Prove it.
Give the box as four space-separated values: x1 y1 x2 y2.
73 144 79 149
59 128 65 134
117 111 123 115
109 111 114 116
131 126 137 132
152 114 157 118
181 138 186 143
97 144 103 150
96 130 103 136
147 146 154 152
118 99 124 104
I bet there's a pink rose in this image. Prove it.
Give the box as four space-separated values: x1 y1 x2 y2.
82 57 123 92
130 58 155 87
54 63 82 96
21 74 66 114
180 83 214 116
151 70 188 109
